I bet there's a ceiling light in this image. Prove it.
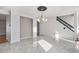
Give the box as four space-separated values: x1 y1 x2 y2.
37 6 48 23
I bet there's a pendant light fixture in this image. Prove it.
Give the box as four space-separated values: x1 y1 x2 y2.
37 6 48 23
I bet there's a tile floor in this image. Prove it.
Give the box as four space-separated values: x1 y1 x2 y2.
0 36 79 53
0 38 34 53
36 36 78 53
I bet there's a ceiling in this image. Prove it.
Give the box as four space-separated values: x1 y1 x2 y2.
0 6 78 18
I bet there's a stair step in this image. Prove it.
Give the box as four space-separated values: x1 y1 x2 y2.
0 35 8 43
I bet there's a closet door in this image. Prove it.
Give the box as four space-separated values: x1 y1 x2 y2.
20 17 33 40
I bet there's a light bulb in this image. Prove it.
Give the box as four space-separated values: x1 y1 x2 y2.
45 18 48 22
37 18 40 22
42 18 45 21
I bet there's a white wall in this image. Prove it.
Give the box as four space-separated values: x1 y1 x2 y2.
60 14 74 26
20 17 33 40
6 15 11 42
40 15 75 40
10 9 20 43
0 20 6 35
33 18 37 47
40 17 57 38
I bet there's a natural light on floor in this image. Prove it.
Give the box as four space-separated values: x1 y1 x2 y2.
38 39 53 52
55 31 59 41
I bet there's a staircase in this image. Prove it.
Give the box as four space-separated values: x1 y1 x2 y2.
56 16 74 32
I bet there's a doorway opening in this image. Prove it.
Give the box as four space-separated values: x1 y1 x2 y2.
0 14 8 43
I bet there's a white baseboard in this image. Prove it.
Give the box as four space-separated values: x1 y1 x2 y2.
10 39 20 44
21 36 32 40
60 38 75 44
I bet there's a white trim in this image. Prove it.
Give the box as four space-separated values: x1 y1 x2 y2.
20 36 33 40
60 38 75 44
